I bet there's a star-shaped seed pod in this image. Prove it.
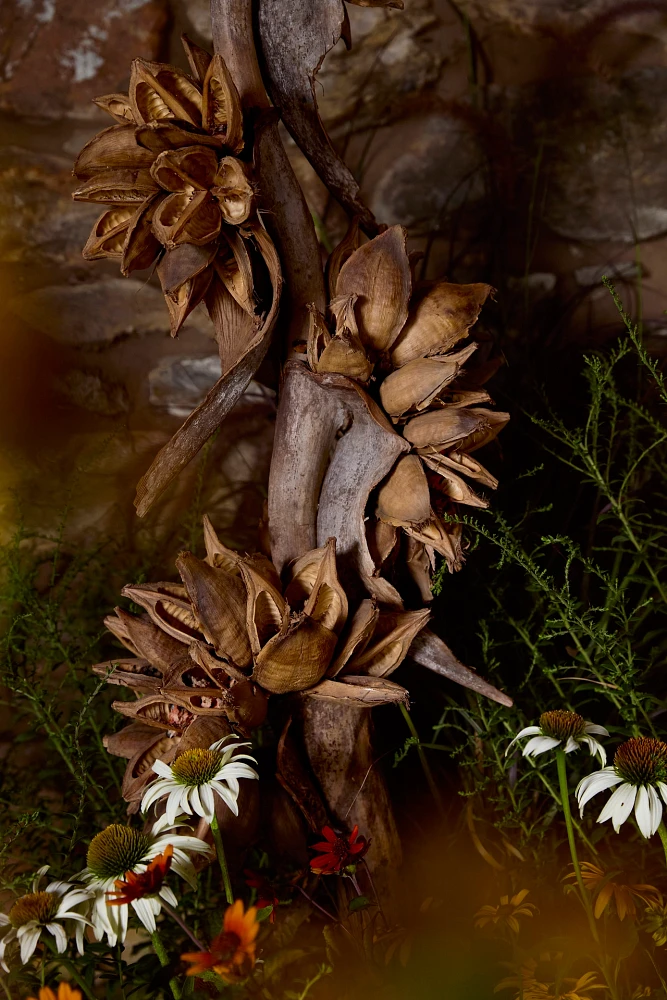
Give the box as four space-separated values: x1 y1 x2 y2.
73 36 276 339
96 517 426 809
306 221 509 585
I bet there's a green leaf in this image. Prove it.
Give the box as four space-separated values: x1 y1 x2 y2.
348 895 370 913
257 904 274 922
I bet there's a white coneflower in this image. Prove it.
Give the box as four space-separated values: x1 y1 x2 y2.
140 735 259 825
576 736 667 839
506 710 608 764
0 867 92 971
82 818 211 944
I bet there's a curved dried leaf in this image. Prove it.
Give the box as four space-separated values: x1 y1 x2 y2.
367 519 399 572
104 612 140 656
303 537 348 635
336 226 411 354
376 454 431 528
176 551 252 668
181 33 213 84
121 197 160 274
135 121 222 155
431 465 489 508
253 615 338 693
409 628 513 706
74 124 155 180
91 657 159 690
391 282 493 367
203 53 244 153
379 344 478 417
129 59 203 127
316 296 372 380
104 721 163 759
307 676 409 706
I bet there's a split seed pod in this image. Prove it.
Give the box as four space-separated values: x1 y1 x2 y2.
253 616 339 694
202 54 244 153
345 608 430 677
403 407 491 451
175 551 252 668
391 282 493 367
403 517 464 572
314 293 373 381
418 449 498 489
129 59 203 127
376 455 431 528
379 343 478 417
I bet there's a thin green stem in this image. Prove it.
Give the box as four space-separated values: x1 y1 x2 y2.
161 899 206 950
399 703 446 819
210 813 234 904
555 751 598 942
657 822 667 868
151 929 182 1000
59 959 96 1000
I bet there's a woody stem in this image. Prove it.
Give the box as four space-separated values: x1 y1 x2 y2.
210 813 234 904
161 900 206 950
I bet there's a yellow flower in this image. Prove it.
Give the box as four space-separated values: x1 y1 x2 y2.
27 984 82 1000
645 900 667 946
564 862 662 920
495 969 607 999
473 889 537 934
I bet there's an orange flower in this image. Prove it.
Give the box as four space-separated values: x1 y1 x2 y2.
27 985 82 1000
181 900 258 983
564 862 662 920
107 844 173 906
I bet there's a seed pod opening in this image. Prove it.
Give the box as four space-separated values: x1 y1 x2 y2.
212 157 254 226
253 616 338 694
129 59 203 127
379 343 478 417
202 54 244 153
391 281 493 367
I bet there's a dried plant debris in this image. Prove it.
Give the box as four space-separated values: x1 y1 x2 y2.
72 37 282 518
303 221 509 582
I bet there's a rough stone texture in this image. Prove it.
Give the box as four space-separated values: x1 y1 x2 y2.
148 355 275 418
0 146 99 264
9 278 214 345
172 0 211 42
461 0 661 32
363 113 486 232
54 369 130 415
518 69 667 243
318 3 445 132
0 0 168 119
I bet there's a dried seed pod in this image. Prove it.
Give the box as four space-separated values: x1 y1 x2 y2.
306 307 331 372
418 448 498 489
336 226 411 354
306 676 409 706
376 455 431 528
214 228 255 315
403 407 489 451
150 145 219 192
82 207 136 260
93 93 137 124
240 561 288 657
457 409 510 453
112 694 195 732
181 33 213 85
202 54 244 153
346 608 430 677
327 599 379 677
284 546 327 609
157 243 217 336
121 583 203 645
253 616 338 694
203 514 243 574
391 282 493 368
72 169 158 204
121 198 161 274
366 518 399 571
212 157 254 225
447 389 493 408
135 122 222 155
74 125 156 180
326 215 360 299
316 293 373 381
129 59 203 127
176 551 252 668
152 189 222 248
91 658 160 693
379 343 478 417
431 466 489 508
303 538 348 636
104 612 140 656
404 537 434 603
111 607 190 672
403 516 464 572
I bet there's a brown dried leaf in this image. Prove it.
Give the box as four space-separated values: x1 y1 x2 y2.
376 454 431 528
240 560 288 658
214 228 255 315
366 519 399 571
403 406 489 451
430 465 489 508
176 551 252 668
82 206 136 261
306 306 331 372
403 516 464 572
307 676 409 706
152 189 222 248
110 607 189 672
121 197 161 274
336 226 411 354
404 537 434 603
391 282 493 368
91 658 159 691
457 409 510 453
327 598 378 677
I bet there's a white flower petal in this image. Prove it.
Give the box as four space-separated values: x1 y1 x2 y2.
658 782 667 806
564 737 580 754
190 785 204 820
200 783 215 820
584 723 610 737
505 727 542 756
132 897 158 933
522 736 561 757
0 915 9 927
159 885 178 907
598 782 637 832
19 926 41 965
166 787 186 826
153 760 175 778
576 768 622 814
634 785 653 838
212 781 239 816
580 736 607 766
647 784 664 837
46 922 68 954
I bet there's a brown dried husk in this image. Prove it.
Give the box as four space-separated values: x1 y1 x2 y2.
152 189 222 248
129 59 203 127
390 281 493 367
212 157 254 225
326 216 360 299
335 226 411 354
418 447 498 488
375 454 431 528
345 608 430 677
72 168 158 204
93 93 136 124
457 409 510 453
253 615 338 693
430 465 489 508
157 243 216 336
284 546 327 608
121 583 204 645
82 206 136 260
202 53 244 153
302 537 348 635
404 516 464 572
315 292 372 381
379 343 478 417
176 551 252 668
121 198 161 274
203 514 243 574
150 145 219 192
215 228 255 315
241 561 288 657
403 406 490 451
74 124 155 179
404 537 435 603
327 598 379 677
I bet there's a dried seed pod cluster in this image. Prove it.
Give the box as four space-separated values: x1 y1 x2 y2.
97 516 426 809
307 222 509 588
73 36 275 340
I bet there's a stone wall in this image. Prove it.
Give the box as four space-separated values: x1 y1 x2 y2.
1 0 666 558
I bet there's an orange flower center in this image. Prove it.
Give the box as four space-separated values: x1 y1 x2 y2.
615 737 667 785
539 710 586 741
9 891 59 928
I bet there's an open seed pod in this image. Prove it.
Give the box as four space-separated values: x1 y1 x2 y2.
314 293 373 381
157 243 217 336
129 58 203 127
379 343 478 417
418 448 498 489
344 608 431 678
376 454 431 528
175 550 252 668
404 516 465 572
403 406 493 451
212 158 254 226
201 53 244 152
253 614 339 694
390 281 494 368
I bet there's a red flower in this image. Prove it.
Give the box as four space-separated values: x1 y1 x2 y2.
310 825 369 875
107 844 173 905
244 870 279 922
